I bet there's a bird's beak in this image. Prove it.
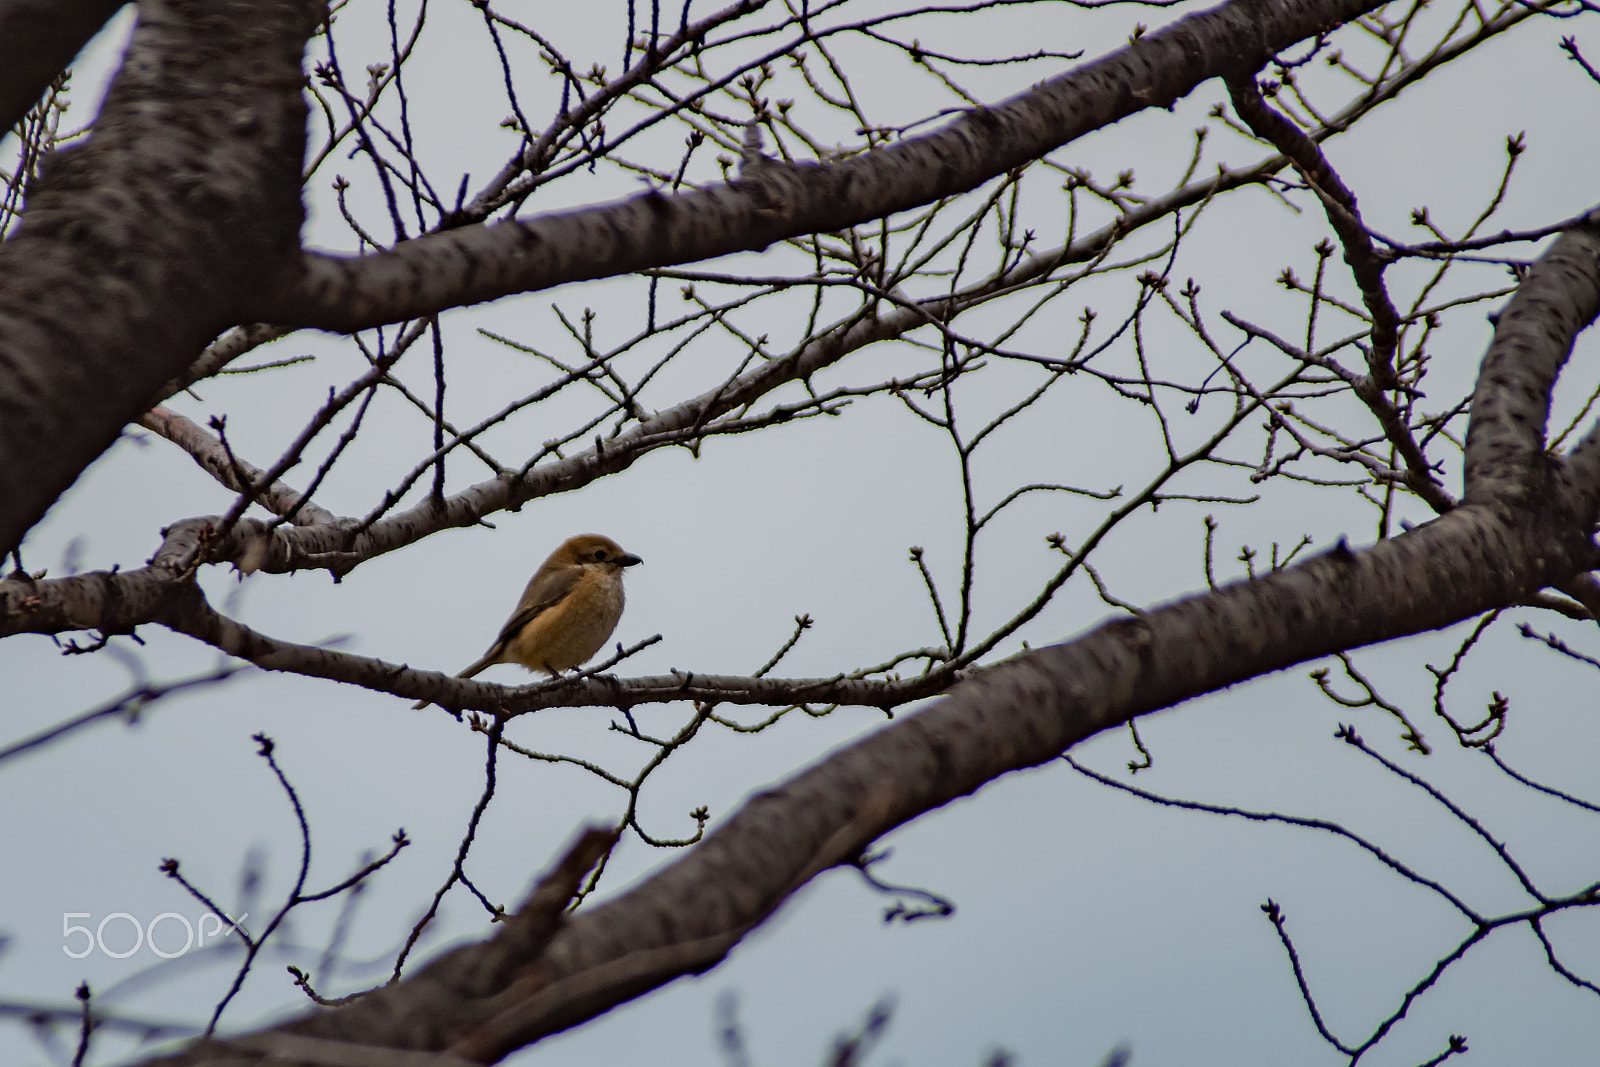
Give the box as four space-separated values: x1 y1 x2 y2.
619 553 643 567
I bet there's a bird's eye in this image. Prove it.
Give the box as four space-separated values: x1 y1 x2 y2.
593 549 609 561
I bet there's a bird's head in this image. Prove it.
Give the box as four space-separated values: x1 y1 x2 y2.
552 533 643 571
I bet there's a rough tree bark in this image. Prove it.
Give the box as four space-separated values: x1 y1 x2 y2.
0 0 314 555
0 0 126 134
4 0 1599 1062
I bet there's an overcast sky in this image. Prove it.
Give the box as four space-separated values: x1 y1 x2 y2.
5 2 1600 1066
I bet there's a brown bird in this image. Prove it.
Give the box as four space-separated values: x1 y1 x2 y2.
412 534 642 709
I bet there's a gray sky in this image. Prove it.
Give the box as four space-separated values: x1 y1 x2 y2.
5 2 1600 1065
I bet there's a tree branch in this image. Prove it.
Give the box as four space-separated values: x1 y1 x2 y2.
117 201 1600 1067
0 0 125 135
261 0 1394 331
0 0 319 556
126 499 1600 1067
1465 210 1600 507
140 406 335 526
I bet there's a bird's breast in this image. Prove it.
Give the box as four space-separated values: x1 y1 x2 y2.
507 569 626 674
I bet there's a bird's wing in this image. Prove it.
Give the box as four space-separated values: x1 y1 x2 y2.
484 564 584 658
411 568 584 711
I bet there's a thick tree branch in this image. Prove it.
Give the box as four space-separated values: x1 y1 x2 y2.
0 519 211 639
1566 418 1600 502
0 0 319 556
260 0 1394 331
0 0 125 134
1465 211 1600 507
208 826 617 1063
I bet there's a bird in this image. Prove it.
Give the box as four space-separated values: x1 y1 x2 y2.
412 533 642 709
